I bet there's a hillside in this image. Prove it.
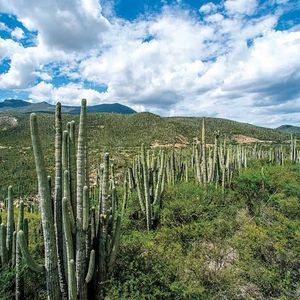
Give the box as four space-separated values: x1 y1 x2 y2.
0 111 290 196
0 111 290 149
276 124 300 134
0 99 136 114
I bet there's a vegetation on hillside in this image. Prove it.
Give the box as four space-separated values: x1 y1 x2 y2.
0 111 291 198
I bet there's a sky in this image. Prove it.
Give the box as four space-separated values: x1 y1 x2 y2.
0 0 299 127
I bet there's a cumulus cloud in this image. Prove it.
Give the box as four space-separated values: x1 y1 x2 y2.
0 0 110 51
224 0 258 16
11 27 24 39
29 81 109 106
0 42 73 89
199 2 217 14
0 0 299 126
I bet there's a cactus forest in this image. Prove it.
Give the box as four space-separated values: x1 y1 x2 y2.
0 99 299 299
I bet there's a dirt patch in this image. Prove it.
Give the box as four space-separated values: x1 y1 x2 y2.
0 116 18 131
232 134 262 144
151 142 188 149
151 135 189 149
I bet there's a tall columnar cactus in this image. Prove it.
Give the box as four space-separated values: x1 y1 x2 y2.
0 185 15 268
201 117 207 186
209 131 219 183
135 145 166 231
96 152 125 296
54 103 68 299
15 201 24 300
6 185 14 259
16 99 126 300
69 120 77 216
76 99 88 299
141 144 151 231
0 223 8 266
30 113 61 299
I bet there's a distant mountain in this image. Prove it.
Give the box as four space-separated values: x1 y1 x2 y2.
276 125 300 134
0 99 136 114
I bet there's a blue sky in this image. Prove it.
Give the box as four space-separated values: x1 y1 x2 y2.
0 0 300 127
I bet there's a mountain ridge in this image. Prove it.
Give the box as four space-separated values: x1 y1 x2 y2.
0 99 136 114
276 124 300 134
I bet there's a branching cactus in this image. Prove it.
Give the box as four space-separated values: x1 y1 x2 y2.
16 99 126 300
135 145 166 231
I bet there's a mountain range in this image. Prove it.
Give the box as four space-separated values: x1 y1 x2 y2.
0 99 136 114
276 125 300 134
1 99 299 135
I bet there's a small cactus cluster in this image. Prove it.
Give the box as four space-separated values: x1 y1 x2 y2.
0 186 29 299
0 186 15 269
13 100 126 300
132 145 166 231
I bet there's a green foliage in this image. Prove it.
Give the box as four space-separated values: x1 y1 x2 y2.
103 164 300 299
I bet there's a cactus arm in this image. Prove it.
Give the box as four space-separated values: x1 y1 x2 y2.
68 259 77 300
85 249 95 283
17 230 44 273
11 231 16 267
153 151 165 207
108 215 121 273
62 197 77 299
135 164 146 214
83 186 89 232
121 180 128 217
23 218 29 246
63 170 75 234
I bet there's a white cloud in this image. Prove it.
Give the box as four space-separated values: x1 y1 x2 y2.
0 21 10 31
0 37 22 60
199 2 217 14
0 1 300 127
29 81 109 106
224 0 258 16
0 0 110 51
0 42 74 89
11 27 24 39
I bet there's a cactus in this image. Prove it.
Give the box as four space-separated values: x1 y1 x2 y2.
201 118 207 186
30 112 61 299
6 185 14 259
76 99 88 299
0 224 8 266
17 230 43 273
135 146 166 230
54 103 68 299
14 99 126 300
